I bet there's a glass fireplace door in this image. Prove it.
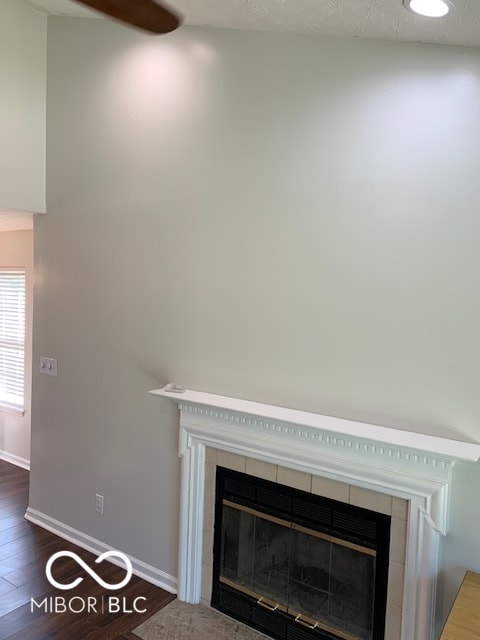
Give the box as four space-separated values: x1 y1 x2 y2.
219 500 376 640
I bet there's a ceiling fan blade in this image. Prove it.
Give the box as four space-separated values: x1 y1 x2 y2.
72 0 182 34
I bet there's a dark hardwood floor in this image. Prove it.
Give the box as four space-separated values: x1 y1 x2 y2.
0 459 175 639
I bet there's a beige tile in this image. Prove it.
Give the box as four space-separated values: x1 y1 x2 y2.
204 495 214 533
216 451 246 473
205 447 217 465
385 605 402 640
202 531 214 568
349 486 392 515
245 458 277 482
276 467 311 492
311 476 349 503
201 563 213 603
390 518 407 565
392 497 409 521
387 562 405 609
205 463 215 499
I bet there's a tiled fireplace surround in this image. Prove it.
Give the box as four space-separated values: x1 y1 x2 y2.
202 450 407 640
151 388 480 640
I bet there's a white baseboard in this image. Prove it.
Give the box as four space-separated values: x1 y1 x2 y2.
24 507 177 594
0 449 30 470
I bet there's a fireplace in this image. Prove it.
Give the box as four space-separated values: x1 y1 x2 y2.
150 386 480 640
212 467 390 640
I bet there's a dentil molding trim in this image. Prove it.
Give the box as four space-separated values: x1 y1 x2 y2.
150 387 480 463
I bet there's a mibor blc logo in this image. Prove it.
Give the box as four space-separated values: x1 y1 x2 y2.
31 550 147 614
46 550 133 590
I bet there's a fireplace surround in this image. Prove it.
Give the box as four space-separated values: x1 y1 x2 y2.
150 387 480 640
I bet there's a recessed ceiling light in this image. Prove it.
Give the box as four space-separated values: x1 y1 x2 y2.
404 0 454 18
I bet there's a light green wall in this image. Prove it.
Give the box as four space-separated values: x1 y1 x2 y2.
31 17 480 631
0 0 46 213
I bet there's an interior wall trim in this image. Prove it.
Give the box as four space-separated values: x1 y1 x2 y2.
0 449 30 470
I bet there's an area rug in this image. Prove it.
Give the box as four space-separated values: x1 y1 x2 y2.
133 599 270 640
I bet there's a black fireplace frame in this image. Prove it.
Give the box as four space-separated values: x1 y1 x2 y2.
211 466 391 640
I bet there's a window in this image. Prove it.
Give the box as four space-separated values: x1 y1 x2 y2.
0 270 26 410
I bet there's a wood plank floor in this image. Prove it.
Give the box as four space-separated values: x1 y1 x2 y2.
0 459 175 640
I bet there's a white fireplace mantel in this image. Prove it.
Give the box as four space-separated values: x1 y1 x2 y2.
150 386 480 640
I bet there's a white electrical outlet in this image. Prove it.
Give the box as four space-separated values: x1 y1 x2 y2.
95 494 104 515
39 357 58 376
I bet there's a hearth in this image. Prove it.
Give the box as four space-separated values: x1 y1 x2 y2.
212 467 391 640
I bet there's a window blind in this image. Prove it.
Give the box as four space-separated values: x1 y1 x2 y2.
0 270 25 408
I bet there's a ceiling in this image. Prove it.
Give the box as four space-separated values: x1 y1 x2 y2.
23 0 480 48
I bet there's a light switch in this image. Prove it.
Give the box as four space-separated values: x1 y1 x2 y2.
39 357 57 376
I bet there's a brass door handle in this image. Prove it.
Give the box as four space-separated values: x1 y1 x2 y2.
256 597 279 612
295 614 318 630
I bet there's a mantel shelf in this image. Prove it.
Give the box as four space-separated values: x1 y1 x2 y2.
150 386 480 462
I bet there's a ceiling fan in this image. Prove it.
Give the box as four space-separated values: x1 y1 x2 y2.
72 0 182 34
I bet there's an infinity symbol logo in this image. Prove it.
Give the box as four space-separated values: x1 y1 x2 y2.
46 551 133 591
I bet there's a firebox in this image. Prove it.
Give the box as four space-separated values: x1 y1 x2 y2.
212 467 391 640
